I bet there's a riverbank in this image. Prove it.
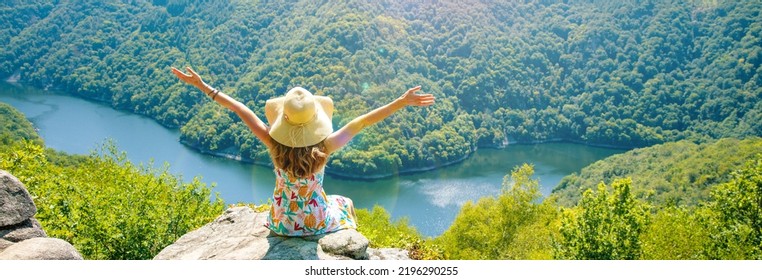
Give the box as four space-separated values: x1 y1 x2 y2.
179 135 633 181
504 138 634 150
179 138 475 181
3 80 633 180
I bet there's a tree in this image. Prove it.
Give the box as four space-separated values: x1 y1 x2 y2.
704 156 762 259
640 206 711 260
436 164 559 259
556 178 648 259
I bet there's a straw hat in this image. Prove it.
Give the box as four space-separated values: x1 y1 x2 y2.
266 87 333 148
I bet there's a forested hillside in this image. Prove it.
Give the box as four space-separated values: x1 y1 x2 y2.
0 102 43 146
2 0 760 176
553 137 762 207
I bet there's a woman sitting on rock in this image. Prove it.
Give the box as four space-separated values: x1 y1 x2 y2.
171 67 435 236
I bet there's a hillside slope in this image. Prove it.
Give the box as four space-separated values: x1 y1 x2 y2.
2 0 760 176
552 137 762 207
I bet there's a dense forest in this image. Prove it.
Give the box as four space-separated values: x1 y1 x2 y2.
2 0 760 176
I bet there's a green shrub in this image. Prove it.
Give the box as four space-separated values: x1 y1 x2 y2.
640 206 711 259
435 164 559 259
356 205 443 260
556 178 649 260
704 156 762 259
0 141 225 259
0 102 43 146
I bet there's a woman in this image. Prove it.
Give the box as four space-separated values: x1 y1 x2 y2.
171 66 435 236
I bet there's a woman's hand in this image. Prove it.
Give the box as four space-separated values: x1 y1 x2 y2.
398 86 436 107
324 86 435 154
171 66 209 91
172 66 272 147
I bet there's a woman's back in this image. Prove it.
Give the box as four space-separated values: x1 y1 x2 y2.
265 168 357 236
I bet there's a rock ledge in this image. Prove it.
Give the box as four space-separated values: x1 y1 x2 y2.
154 206 409 260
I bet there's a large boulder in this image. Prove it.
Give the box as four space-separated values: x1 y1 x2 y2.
0 217 47 242
0 238 83 260
318 228 371 260
0 239 13 251
0 170 83 260
0 170 37 227
154 206 409 260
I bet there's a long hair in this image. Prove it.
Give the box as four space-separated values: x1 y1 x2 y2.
268 137 329 179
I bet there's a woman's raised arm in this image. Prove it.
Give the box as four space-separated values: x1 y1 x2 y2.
323 86 435 154
171 66 272 147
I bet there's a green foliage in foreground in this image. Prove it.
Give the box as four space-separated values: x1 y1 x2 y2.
639 157 762 260
0 141 225 260
640 205 713 259
556 179 648 259
356 205 443 260
435 164 559 259
704 157 762 259
434 157 762 260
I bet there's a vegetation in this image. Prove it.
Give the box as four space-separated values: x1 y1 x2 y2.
435 164 559 259
0 140 225 260
639 205 711 259
556 179 648 259
432 156 761 260
0 107 225 260
2 0 759 176
355 205 443 260
554 137 762 207
1 1 760 260
0 102 43 146
342 156 762 260
703 157 762 259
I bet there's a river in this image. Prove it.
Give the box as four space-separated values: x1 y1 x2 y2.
0 82 625 236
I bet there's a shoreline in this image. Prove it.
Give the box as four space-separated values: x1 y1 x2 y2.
179 136 633 181
326 152 473 181
504 138 633 150
4 80 185 129
4 80 634 179
179 138 476 180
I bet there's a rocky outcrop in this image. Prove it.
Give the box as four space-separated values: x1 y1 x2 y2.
0 218 47 245
0 170 37 226
0 238 83 260
154 206 410 260
0 170 83 260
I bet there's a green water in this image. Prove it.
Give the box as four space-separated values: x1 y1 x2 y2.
1 82 625 236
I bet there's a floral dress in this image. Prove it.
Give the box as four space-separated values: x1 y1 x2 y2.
265 168 358 236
